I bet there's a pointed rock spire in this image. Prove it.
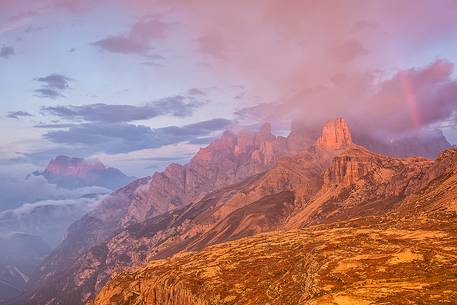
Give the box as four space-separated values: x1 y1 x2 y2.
315 117 352 149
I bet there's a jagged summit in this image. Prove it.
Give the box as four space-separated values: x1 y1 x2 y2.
315 117 353 149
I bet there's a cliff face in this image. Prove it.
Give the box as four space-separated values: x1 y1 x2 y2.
315 118 352 149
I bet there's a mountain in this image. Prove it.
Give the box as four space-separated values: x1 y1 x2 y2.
16 118 455 305
89 147 457 305
0 233 50 304
19 123 295 305
32 156 135 190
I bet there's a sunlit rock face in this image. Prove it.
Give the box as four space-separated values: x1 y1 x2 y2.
33 156 135 190
315 117 353 149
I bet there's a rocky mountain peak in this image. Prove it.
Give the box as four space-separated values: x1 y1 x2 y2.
34 155 134 190
46 155 105 177
315 117 353 149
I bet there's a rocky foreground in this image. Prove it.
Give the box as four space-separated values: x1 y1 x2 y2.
90 217 457 305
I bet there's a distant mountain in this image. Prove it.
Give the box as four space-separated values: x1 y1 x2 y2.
32 156 135 190
0 233 50 304
16 119 457 305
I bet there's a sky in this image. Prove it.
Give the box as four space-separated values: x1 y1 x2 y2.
1 0 457 180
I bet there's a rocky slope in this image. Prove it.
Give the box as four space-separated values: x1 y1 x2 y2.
90 219 457 305
32 156 135 190
90 148 457 305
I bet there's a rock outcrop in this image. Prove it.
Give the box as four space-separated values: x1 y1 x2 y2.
315 117 352 149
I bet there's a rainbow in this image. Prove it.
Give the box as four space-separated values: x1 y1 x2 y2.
399 72 421 129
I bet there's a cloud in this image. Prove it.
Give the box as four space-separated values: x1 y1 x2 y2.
54 0 94 13
34 88 63 99
188 136 216 144
91 16 172 56
35 73 72 90
352 20 379 32
127 0 457 143
41 96 204 122
197 34 227 58
187 88 206 96
333 40 369 62
42 118 232 154
6 111 32 119
0 195 104 246
34 73 72 99
236 59 457 137
0 174 109 212
0 46 15 59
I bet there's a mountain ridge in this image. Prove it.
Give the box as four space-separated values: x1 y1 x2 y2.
14 118 457 305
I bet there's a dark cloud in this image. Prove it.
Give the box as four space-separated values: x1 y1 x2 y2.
0 46 15 59
6 111 32 119
34 73 72 99
35 73 72 90
188 136 217 144
91 16 172 57
42 118 232 154
34 88 63 99
187 88 206 96
42 96 204 123
34 123 77 129
141 54 165 66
